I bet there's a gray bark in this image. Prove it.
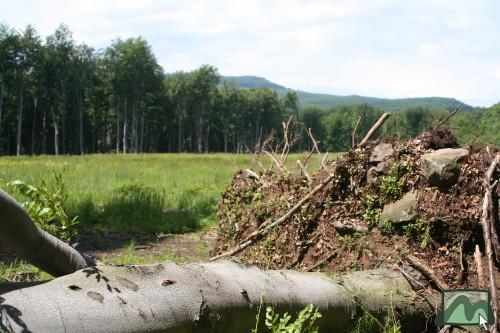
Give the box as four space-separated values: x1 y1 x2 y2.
116 98 120 153
77 89 84 155
30 96 37 155
53 115 59 155
123 101 127 153
0 262 433 333
16 75 24 156
0 189 96 277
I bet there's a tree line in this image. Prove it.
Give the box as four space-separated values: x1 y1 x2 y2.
0 23 498 156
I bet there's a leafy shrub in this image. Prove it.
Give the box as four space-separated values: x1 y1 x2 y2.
252 304 322 333
8 172 78 241
402 219 432 248
380 220 394 235
363 195 382 226
379 161 414 201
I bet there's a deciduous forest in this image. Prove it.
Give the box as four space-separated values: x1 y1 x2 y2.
0 23 498 156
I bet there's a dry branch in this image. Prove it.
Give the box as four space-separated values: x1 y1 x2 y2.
303 128 321 167
296 160 312 184
263 150 284 173
404 254 449 291
244 169 260 182
352 116 362 147
480 187 499 332
474 245 486 289
320 152 328 171
304 251 336 271
359 112 391 146
485 154 500 261
433 105 459 129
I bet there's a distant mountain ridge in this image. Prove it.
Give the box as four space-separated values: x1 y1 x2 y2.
222 75 474 112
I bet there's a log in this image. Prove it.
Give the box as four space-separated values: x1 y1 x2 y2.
0 189 96 277
0 262 434 333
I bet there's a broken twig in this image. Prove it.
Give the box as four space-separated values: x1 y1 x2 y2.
352 116 361 148
404 254 449 291
433 105 459 129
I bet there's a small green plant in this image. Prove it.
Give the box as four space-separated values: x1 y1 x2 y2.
352 309 401 333
379 161 414 201
380 220 394 235
363 195 382 226
379 175 404 201
339 232 365 251
402 219 432 248
8 171 78 241
253 304 322 333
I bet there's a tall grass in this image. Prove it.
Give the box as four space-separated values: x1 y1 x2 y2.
0 153 337 234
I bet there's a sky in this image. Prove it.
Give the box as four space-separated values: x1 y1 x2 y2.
1 0 500 106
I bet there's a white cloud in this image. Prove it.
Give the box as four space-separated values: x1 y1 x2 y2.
1 0 500 105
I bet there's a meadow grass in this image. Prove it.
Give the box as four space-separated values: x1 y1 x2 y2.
0 153 339 235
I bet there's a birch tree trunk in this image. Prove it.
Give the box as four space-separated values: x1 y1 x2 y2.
116 98 121 153
77 88 84 155
15 75 24 156
53 112 59 155
30 95 37 155
123 101 128 154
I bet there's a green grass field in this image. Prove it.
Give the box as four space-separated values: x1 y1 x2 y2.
0 152 340 282
0 153 336 235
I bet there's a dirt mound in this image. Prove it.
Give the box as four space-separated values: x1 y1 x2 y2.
213 129 499 291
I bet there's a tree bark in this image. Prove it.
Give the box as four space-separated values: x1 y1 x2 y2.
197 114 203 153
116 98 120 153
77 88 84 155
123 101 128 154
53 111 59 155
16 75 24 156
140 104 145 153
0 82 4 151
30 95 37 155
0 262 433 333
0 190 96 277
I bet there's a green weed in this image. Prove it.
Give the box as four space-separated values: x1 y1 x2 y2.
252 304 322 333
0 261 53 282
402 219 432 248
380 220 394 235
363 195 382 226
8 171 78 241
379 161 414 201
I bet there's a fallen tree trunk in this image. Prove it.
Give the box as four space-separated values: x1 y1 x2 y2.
0 261 434 333
0 189 96 277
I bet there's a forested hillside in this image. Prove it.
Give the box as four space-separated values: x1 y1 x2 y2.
0 23 498 156
222 76 474 111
